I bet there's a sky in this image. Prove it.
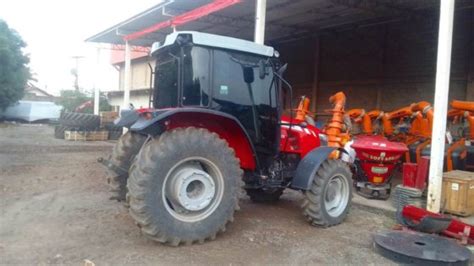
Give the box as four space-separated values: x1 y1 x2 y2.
0 0 159 95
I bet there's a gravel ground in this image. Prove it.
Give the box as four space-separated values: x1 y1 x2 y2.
0 123 396 265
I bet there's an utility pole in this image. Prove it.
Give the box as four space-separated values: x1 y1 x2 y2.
71 55 84 91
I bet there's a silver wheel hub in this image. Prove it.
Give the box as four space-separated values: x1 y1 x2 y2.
324 174 349 218
170 168 216 211
162 157 224 222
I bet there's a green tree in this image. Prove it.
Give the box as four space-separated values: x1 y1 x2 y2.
56 89 111 113
0 20 30 110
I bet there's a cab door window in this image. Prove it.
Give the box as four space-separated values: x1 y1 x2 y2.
181 46 210 106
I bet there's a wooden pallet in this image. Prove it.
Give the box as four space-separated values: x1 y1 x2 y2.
100 111 118 127
64 130 109 141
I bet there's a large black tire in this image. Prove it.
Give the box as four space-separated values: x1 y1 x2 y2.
127 127 242 246
302 159 353 227
106 131 146 201
59 112 100 129
104 123 123 131
54 125 73 139
245 188 284 203
108 129 123 140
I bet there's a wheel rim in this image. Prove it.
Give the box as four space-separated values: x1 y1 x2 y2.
324 174 350 218
162 157 224 222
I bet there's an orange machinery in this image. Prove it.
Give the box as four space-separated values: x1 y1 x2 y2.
380 101 466 171
451 100 474 140
324 92 351 158
381 105 415 141
293 93 351 159
346 109 373 135
294 92 351 151
295 96 312 121
451 100 474 171
346 109 385 136
406 101 467 171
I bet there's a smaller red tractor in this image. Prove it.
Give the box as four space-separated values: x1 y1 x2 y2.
103 31 354 246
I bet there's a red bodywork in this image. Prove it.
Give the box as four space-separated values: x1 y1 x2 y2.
165 112 257 170
352 135 408 184
138 109 323 171
279 115 322 157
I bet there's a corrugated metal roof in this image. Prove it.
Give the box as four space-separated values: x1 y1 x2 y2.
86 0 456 47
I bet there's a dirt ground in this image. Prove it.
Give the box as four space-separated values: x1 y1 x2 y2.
0 123 397 265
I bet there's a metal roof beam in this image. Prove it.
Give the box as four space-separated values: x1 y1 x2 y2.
167 7 309 34
330 0 417 17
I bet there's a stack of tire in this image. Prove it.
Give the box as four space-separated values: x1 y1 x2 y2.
54 112 101 139
102 120 123 140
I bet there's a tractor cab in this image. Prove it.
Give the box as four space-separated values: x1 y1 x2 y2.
150 31 281 159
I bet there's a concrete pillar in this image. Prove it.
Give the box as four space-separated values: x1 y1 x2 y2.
427 0 455 213
93 47 100 115
254 0 267 44
123 40 131 109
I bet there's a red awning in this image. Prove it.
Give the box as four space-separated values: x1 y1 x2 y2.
124 0 240 41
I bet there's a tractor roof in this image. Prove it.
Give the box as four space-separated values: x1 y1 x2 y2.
151 31 276 58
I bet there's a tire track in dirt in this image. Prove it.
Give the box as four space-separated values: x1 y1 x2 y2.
0 145 112 154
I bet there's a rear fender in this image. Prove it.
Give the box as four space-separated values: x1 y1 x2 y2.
130 108 258 171
114 109 139 127
291 146 343 190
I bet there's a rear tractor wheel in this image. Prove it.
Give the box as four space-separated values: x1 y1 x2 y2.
127 127 242 245
302 159 352 227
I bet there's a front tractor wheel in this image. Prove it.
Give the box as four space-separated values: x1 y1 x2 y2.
302 159 352 227
127 127 242 246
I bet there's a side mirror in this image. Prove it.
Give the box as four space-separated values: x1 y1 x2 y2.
258 60 267 79
243 67 254 84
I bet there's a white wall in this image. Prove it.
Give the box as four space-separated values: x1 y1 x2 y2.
108 94 150 110
118 57 155 91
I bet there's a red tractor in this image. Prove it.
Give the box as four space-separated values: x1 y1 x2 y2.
103 31 353 246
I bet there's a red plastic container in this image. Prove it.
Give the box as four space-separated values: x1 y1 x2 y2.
415 157 430 190
352 136 408 184
403 163 418 188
